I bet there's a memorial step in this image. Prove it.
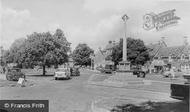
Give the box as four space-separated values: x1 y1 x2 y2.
106 73 143 82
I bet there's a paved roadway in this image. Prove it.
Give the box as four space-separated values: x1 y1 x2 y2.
0 70 185 112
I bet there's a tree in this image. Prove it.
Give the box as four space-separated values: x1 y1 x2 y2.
3 38 26 66
111 39 123 67
0 46 6 66
110 38 150 67
5 29 71 75
72 43 94 67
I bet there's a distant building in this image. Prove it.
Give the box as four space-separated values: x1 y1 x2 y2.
94 41 116 68
148 37 190 73
68 57 74 67
94 37 190 73
147 39 167 59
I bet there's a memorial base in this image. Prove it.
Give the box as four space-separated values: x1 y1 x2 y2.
117 61 131 72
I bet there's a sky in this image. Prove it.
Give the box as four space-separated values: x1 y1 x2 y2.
1 0 190 51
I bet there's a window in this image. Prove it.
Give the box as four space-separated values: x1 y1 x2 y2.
171 57 176 59
161 57 168 59
181 54 185 60
185 56 189 60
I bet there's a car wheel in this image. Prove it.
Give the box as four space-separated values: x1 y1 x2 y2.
55 77 58 80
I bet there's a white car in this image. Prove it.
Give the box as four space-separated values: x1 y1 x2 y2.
54 68 71 80
163 70 172 77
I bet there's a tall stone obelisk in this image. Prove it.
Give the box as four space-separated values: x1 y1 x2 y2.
118 14 131 72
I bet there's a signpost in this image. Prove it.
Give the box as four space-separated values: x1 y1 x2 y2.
17 78 25 87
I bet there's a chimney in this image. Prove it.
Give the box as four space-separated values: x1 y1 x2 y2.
184 36 188 46
113 40 116 45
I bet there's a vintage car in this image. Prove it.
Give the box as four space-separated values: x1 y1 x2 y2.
131 66 147 78
6 68 25 81
163 70 172 77
54 68 71 80
97 64 114 74
70 67 80 76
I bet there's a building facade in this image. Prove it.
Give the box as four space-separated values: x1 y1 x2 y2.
148 38 190 73
94 41 116 68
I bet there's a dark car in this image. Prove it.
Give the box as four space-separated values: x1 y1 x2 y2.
97 64 114 74
70 67 80 76
131 66 147 78
6 68 25 81
103 64 114 73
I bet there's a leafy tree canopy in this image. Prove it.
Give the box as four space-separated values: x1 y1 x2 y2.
72 43 94 67
110 38 150 66
5 29 71 75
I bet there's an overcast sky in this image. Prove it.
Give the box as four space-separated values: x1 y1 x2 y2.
1 0 190 51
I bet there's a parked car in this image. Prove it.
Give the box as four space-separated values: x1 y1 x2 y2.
54 68 71 80
163 69 178 78
163 70 172 77
131 66 147 78
6 68 25 81
97 64 114 74
70 67 80 76
96 66 103 71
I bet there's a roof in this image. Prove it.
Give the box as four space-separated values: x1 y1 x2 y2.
181 45 190 55
154 46 186 57
94 50 106 64
94 41 117 65
147 42 166 57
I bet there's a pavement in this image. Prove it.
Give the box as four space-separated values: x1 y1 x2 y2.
0 69 188 112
